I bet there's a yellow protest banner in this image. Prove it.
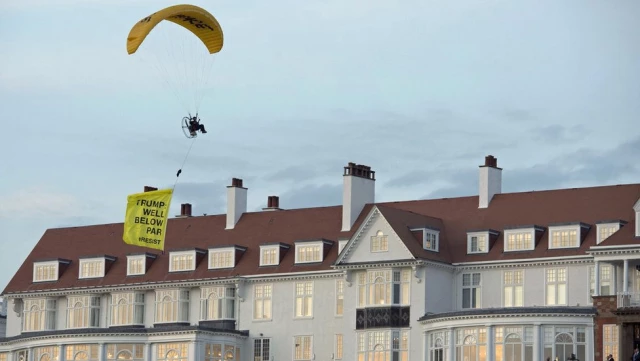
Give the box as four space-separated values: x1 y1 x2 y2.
123 188 173 251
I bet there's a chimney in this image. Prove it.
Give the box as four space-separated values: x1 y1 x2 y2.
342 162 375 232
478 155 502 208
262 196 282 211
144 186 158 192
226 178 247 229
177 203 192 217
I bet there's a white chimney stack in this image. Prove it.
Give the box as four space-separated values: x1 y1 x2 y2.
342 162 375 232
226 178 247 230
479 155 502 209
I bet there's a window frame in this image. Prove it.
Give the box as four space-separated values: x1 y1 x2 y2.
66 294 101 329
293 281 314 319
127 255 146 276
293 335 313 361
503 228 536 252
253 338 271 361
503 270 524 307
253 283 273 321
461 272 482 309
200 286 236 321
168 250 196 272
545 267 568 306
596 223 621 244
78 258 106 279
294 241 323 264
208 248 235 269
335 279 344 317
467 231 489 254
259 245 279 266
356 268 411 308
370 230 389 253
548 225 581 249
33 261 59 283
154 289 190 324
108 291 145 326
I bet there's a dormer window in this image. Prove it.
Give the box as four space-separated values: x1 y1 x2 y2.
208 245 246 269
169 249 206 272
127 253 156 276
548 223 590 249
78 255 115 279
294 239 333 264
32 259 71 283
502 226 543 252
467 232 488 254
410 227 440 252
259 243 289 266
371 230 388 252
596 220 627 244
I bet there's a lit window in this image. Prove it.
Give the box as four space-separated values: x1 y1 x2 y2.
67 295 101 328
22 298 56 332
33 262 59 282
169 252 195 272
503 270 524 307
424 231 439 252
260 247 278 266
296 245 321 263
335 279 344 316
371 231 388 252
545 268 567 305
597 223 621 244
467 233 488 253
357 269 410 307
294 282 313 318
157 344 188 361
253 284 272 320
79 259 105 279
106 344 144 361
200 286 235 320
335 334 343 360
505 232 533 251
127 256 145 276
155 289 189 323
294 336 313 361
209 250 234 269
109 292 145 326
549 226 582 249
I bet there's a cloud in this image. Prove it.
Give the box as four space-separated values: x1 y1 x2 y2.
420 135 640 199
530 124 590 144
0 187 97 220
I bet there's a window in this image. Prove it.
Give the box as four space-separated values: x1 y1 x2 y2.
371 231 388 252
589 264 613 296
356 330 409 361
204 343 238 361
260 246 278 266
357 269 410 307
34 345 60 361
542 326 586 361
67 295 101 328
296 244 321 263
253 339 270 361
597 223 620 244
65 345 99 361
155 289 189 323
546 268 567 305
15 350 28 361
23 298 56 332
549 226 581 249
336 279 344 316
0 353 7 361
33 261 58 282
462 273 481 309
294 281 313 318
495 326 534 361
127 256 145 276
253 284 272 320
603 324 619 361
169 251 195 272
467 232 488 254
157 344 188 361
455 328 487 361
105 344 144 361
200 286 235 320
423 230 439 252
503 270 524 307
209 250 234 269
294 336 312 361
79 259 105 279
338 240 348 254
504 230 534 251
109 292 145 326
335 334 343 360
429 331 449 361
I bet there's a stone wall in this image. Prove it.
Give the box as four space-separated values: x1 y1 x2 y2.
593 295 618 361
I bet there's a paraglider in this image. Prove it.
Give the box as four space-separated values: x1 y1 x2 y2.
126 4 224 139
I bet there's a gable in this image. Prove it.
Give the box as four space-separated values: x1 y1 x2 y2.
337 207 414 264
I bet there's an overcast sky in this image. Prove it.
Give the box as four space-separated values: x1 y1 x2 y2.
0 0 639 292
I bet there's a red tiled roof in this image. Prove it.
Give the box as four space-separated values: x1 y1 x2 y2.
2 183 639 296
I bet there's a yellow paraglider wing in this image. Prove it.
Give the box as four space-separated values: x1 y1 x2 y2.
126 4 223 55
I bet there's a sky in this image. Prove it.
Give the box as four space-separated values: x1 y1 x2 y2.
0 0 639 292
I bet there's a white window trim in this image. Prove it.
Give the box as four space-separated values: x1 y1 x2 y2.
503 228 536 252
293 335 313 361
548 225 581 249
502 269 524 307
334 334 343 360
32 261 59 283
208 248 235 269
335 279 344 317
259 245 280 266
416 228 439 252
252 283 273 321
78 257 106 279
634 199 640 237
370 230 389 253
338 240 348 254
545 267 568 306
295 241 323 264
66 294 101 329
467 231 489 254
461 272 482 309
127 255 146 276
293 281 314 319
596 223 621 244
169 250 196 272
154 288 190 323
108 291 145 326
